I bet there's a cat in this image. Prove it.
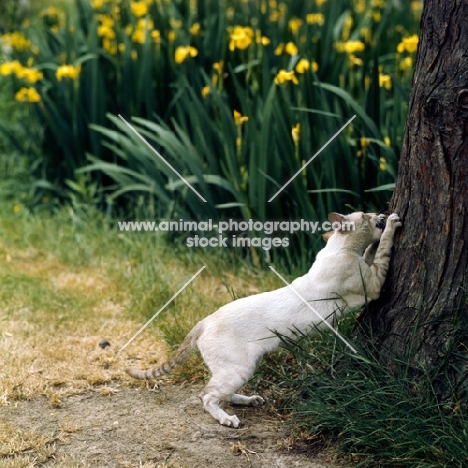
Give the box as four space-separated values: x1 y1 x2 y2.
126 211 402 428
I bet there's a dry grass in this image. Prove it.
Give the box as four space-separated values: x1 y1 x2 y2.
0 420 61 467
0 242 170 404
0 205 290 467
0 211 285 401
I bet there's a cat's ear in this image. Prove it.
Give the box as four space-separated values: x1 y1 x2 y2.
328 212 347 227
322 231 334 242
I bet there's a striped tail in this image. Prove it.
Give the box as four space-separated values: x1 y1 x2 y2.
125 322 202 380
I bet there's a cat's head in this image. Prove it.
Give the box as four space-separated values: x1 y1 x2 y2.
324 212 386 244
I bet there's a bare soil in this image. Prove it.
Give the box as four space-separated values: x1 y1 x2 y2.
0 382 347 468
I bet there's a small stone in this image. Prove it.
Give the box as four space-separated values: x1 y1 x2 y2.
99 339 111 349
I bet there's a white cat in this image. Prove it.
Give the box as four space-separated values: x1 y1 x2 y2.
126 212 402 428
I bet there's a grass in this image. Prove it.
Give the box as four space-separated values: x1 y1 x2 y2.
255 325 468 468
0 198 293 465
2 201 467 467
0 416 184 468
0 199 289 404
0 0 421 269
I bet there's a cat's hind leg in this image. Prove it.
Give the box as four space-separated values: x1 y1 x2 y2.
200 365 260 428
228 393 265 407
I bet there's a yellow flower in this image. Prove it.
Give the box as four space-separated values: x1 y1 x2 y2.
336 40 365 54
397 35 419 53
190 22 200 35
136 18 154 30
342 15 353 40
229 26 254 51
295 58 318 74
379 73 392 90
399 56 413 72
411 0 422 15
131 19 154 44
15 87 41 102
233 110 248 125
384 136 391 146
1 61 44 83
295 58 310 73
23 68 43 83
102 38 117 54
168 30 177 42
1 32 31 52
98 24 115 39
274 69 299 85
174 45 198 64
360 137 370 148
170 18 183 29
379 156 387 171
131 1 148 17
255 30 270 46
274 43 284 55
284 42 298 56
201 86 210 98
56 64 81 80
292 123 300 144
40 7 60 17
151 30 161 43
349 54 363 67
288 18 303 33
355 0 366 14
91 0 104 8
306 13 324 25
0 60 22 76
13 204 21 212
269 10 281 22
131 29 146 43
213 61 224 72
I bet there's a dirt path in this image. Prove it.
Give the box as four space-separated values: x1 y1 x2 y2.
0 382 346 467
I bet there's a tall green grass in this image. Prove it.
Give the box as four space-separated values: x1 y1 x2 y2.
257 320 468 467
0 0 421 265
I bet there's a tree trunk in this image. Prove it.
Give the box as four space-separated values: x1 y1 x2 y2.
359 0 468 395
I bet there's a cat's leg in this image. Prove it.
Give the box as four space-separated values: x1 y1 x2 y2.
365 213 402 299
365 214 387 265
199 361 260 427
228 393 265 406
200 373 245 428
363 241 379 266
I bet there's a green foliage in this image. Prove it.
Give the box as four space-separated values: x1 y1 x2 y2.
260 321 468 467
0 0 421 266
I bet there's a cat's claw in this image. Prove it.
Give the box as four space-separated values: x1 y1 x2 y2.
387 213 402 228
220 414 241 428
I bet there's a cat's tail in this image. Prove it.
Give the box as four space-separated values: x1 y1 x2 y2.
125 321 203 380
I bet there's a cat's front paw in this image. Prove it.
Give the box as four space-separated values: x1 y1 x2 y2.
386 213 402 229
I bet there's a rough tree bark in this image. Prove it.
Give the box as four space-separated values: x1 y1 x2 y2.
359 0 468 394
